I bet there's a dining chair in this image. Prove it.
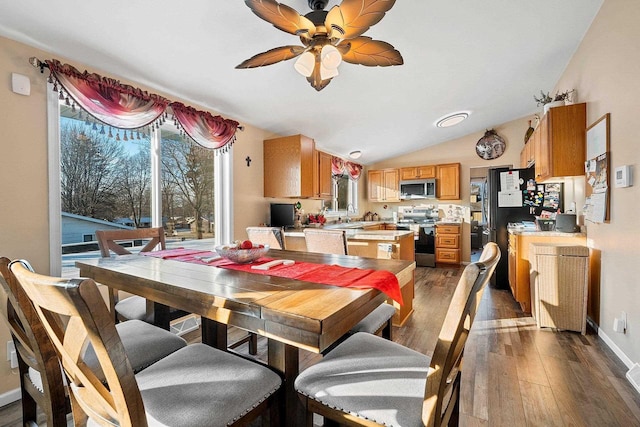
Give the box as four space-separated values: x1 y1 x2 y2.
246 226 286 249
9 259 283 427
303 228 348 255
0 257 69 426
96 227 189 328
0 256 188 427
304 227 397 341
295 242 500 427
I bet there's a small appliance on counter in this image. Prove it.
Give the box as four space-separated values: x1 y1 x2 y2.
555 213 579 232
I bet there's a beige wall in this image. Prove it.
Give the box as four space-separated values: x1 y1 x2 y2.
554 0 640 365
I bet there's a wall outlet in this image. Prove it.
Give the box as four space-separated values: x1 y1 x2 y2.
6 341 15 361
613 312 627 333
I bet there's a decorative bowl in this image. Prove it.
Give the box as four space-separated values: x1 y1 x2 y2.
215 244 269 264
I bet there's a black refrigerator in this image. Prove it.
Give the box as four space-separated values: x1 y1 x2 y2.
486 167 563 288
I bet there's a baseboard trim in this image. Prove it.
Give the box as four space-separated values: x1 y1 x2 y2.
0 387 21 408
597 327 634 369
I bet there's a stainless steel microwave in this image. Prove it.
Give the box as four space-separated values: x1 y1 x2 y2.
399 179 436 200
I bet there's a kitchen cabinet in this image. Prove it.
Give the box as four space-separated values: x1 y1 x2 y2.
520 130 537 169
263 134 331 199
508 231 586 313
367 168 400 202
534 103 586 181
314 149 333 199
400 165 436 180
436 163 460 200
435 224 460 264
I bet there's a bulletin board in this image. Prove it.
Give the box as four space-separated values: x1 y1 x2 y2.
584 113 610 223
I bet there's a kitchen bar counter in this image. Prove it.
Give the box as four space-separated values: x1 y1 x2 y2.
284 228 414 241
283 227 416 326
508 228 586 237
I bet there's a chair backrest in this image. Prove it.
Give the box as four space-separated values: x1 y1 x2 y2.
303 229 348 255
10 260 148 427
96 227 166 257
246 226 286 250
0 257 69 426
423 242 500 427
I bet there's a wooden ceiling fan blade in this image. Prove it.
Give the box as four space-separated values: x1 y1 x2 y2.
325 0 397 40
236 45 306 69
244 0 316 39
338 37 403 66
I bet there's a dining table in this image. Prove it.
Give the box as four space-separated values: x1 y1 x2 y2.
76 244 416 424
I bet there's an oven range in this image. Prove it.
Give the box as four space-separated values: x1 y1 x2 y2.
397 206 438 268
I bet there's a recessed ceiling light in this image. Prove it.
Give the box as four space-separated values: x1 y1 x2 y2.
436 112 470 128
349 150 362 159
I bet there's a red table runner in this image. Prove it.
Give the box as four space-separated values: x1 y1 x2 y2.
142 248 403 305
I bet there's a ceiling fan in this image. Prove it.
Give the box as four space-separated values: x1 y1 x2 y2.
236 0 403 91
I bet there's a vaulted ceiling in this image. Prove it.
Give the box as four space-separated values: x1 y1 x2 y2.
0 0 603 164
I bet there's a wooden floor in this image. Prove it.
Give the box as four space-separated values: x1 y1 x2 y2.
2 264 640 426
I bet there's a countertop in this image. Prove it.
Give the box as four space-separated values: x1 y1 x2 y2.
284 228 414 241
507 226 586 237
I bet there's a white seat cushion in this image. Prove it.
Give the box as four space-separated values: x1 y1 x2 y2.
134 343 282 426
349 303 396 335
84 320 187 378
295 332 430 427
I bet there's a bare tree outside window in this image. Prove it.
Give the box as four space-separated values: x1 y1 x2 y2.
161 137 214 239
60 122 124 220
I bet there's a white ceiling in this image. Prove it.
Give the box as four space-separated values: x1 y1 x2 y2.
0 0 602 165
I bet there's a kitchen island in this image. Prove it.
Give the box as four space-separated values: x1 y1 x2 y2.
283 227 415 325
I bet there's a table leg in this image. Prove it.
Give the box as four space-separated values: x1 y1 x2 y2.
201 318 228 351
268 339 303 425
153 302 171 330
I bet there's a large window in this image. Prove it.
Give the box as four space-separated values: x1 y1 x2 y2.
50 93 231 277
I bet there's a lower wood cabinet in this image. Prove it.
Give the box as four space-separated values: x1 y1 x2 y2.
508 231 587 313
435 224 460 264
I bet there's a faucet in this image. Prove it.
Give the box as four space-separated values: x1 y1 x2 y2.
345 203 355 223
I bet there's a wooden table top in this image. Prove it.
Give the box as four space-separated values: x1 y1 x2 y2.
76 249 415 353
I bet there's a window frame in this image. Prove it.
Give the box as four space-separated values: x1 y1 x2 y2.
47 85 233 274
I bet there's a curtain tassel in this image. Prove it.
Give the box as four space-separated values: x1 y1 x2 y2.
108 127 113 138
92 122 98 131
100 125 105 135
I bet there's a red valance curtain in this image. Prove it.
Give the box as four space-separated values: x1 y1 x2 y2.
170 102 239 151
45 59 239 151
46 59 169 130
331 156 362 181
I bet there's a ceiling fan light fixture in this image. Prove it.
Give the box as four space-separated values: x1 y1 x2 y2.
321 44 342 68
320 63 339 80
294 52 315 77
436 112 470 128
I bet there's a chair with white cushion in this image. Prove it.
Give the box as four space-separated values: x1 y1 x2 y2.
10 259 282 427
246 226 286 249
96 227 189 328
295 242 500 427
0 257 187 427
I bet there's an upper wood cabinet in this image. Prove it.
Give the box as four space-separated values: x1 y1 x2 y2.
535 103 586 181
520 130 537 169
368 168 400 202
400 165 436 180
436 163 460 200
264 134 330 199
314 150 333 199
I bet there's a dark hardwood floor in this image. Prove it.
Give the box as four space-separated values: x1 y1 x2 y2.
2 264 639 426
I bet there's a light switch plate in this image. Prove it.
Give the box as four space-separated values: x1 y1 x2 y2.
11 73 31 96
